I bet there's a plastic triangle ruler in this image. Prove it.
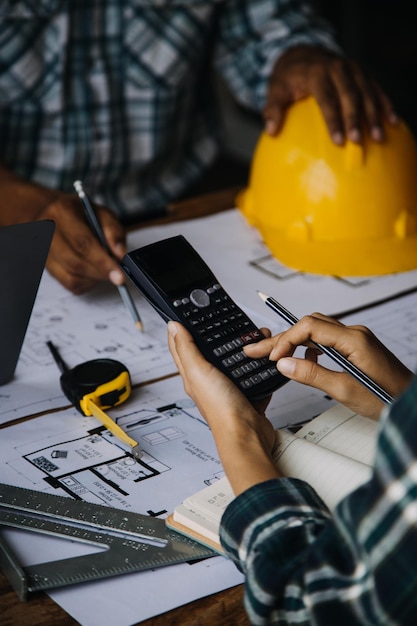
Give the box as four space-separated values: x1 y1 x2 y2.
0 482 215 601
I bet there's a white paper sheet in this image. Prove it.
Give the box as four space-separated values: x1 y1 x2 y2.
127 209 417 321
2 291 417 624
0 374 332 625
2 208 416 425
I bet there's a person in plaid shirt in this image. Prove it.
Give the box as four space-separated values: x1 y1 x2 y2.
168 313 415 625
0 1 396 295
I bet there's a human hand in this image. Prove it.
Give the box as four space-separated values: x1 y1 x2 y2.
264 45 398 145
245 313 413 419
167 322 280 493
38 194 127 294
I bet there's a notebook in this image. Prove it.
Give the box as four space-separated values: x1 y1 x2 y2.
166 404 378 554
0 220 55 385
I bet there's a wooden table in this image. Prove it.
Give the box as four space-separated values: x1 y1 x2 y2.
0 188 250 626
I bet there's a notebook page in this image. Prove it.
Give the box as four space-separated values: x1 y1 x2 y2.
273 432 371 509
296 404 378 467
183 476 233 524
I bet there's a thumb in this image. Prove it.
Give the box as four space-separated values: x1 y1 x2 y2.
167 321 203 373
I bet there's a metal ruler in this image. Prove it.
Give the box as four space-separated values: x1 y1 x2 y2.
0 483 215 601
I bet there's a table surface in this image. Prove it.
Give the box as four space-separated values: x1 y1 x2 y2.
0 187 251 626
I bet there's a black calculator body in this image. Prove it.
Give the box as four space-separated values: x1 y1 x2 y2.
121 235 288 400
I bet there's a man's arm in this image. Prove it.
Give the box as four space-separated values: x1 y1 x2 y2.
215 0 397 145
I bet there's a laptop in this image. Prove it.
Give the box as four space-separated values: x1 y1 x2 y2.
0 220 55 385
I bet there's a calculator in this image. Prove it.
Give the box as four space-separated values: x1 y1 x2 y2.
121 235 288 400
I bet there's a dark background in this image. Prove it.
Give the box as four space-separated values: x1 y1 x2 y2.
317 0 417 134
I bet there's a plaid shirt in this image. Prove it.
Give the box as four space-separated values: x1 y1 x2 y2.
0 0 337 219
220 375 417 625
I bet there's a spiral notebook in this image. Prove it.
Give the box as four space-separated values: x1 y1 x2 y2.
0 220 54 385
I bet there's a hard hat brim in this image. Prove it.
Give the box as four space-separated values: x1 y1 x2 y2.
262 230 417 277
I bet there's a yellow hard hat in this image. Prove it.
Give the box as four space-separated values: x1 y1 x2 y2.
237 96 417 276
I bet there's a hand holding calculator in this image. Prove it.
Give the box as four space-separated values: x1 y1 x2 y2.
122 235 288 400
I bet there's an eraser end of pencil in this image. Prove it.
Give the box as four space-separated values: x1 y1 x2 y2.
135 320 144 332
73 180 84 195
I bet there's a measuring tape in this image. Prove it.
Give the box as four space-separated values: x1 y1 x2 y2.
0 483 215 601
47 341 142 459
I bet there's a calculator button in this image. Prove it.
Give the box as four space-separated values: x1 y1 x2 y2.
222 356 236 368
259 370 271 380
231 351 245 363
190 289 210 308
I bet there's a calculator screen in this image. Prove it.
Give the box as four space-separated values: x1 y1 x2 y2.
131 236 213 295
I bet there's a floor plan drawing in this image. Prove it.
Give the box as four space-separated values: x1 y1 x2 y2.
0 274 175 423
2 377 225 516
0 375 244 625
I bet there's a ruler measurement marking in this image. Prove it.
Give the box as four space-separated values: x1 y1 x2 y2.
0 483 215 600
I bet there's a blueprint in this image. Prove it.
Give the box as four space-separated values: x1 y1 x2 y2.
0 277 174 423
2 208 417 425
0 374 332 625
2 290 417 623
127 209 417 321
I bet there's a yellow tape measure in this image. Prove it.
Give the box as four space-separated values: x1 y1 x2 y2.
47 341 141 459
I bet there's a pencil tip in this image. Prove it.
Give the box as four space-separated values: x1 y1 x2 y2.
135 321 144 332
257 291 268 302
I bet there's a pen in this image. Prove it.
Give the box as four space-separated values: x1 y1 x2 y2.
73 180 143 332
257 291 395 405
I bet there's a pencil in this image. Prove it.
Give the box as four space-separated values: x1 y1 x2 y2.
46 340 69 373
257 291 395 405
73 180 143 332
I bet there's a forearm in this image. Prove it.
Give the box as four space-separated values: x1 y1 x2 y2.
210 414 281 496
0 165 60 224
215 0 340 110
